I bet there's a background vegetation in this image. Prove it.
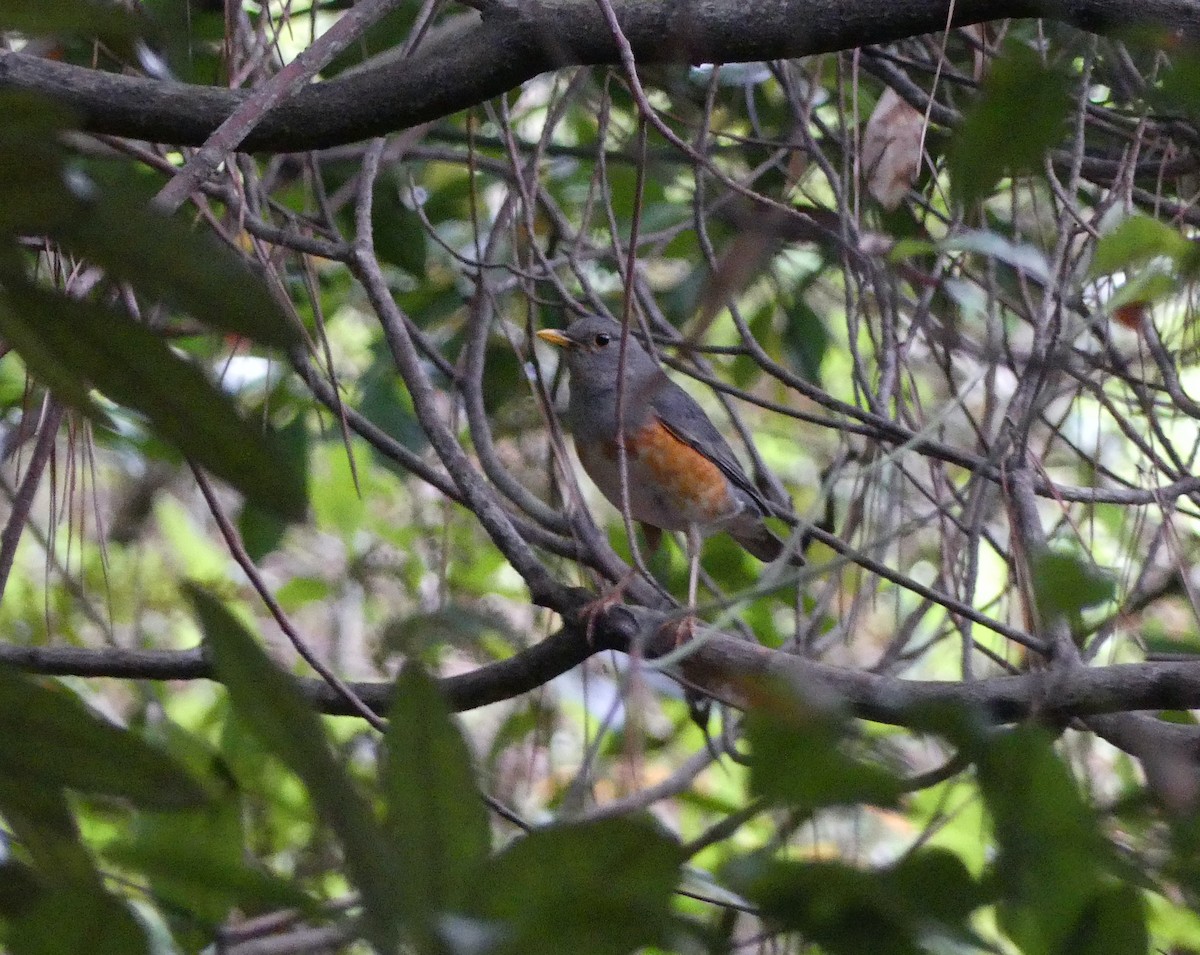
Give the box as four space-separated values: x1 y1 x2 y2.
2 0 1200 951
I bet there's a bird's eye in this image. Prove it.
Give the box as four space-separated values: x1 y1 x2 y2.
594 333 611 347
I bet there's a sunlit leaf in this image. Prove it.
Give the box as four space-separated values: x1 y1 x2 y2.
1090 214 1191 277
1031 549 1116 620
0 281 307 521
888 237 937 261
275 576 334 611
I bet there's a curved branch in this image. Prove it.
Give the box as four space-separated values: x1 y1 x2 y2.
1 0 1197 152
0 622 608 715
6 609 1200 727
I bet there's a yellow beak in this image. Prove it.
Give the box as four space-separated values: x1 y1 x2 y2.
536 329 573 348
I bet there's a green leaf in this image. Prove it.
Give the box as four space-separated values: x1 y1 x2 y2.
54 168 301 350
382 663 490 945
6 879 149 955
1030 549 1116 620
1143 633 1200 657
940 230 1051 283
0 777 153 954
727 849 985 955
745 685 903 810
323 3 423 76
0 0 144 37
0 95 78 238
98 721 296 927
372 185 428 278
1106 268 1178 312
948 41 1072 206
237 502 288 562
1090 214 1192 277
472 818 682 955
482 342 524 418
0 861 41 919
780 298 828 385
138 0 227 83
0 285 94 411
190 585 398 951
0 778 94 887
0 667 209 809
1061 883 1147 955
360 347 429 455
979 727 1115 955
236 415 308 558
1156 49 1200 121
104 817 312 926
0 281 307 521
887 237 937 262
0 138 297 350
275 576 334 611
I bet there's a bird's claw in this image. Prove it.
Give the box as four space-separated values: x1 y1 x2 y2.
576 579 633 645
658 614 696 648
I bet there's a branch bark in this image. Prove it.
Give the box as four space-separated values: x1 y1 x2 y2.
7 613 1200 730
1 0 1197 152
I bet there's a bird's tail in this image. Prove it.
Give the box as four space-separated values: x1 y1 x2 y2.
729 518 806 566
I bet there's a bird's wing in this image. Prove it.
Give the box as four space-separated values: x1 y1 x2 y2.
649 380 769 514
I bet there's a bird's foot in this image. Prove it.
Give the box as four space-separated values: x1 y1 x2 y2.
576 575 634 645
658 613 696 648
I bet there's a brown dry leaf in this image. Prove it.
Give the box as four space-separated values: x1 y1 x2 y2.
862 87 925 210
688 228 777 343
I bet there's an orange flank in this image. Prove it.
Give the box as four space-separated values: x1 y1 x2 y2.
629 419 733 523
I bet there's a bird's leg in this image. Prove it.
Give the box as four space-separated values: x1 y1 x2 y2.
660 524 701 647
686 523 701 615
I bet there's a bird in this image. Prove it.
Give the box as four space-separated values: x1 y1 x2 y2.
537 315 803 633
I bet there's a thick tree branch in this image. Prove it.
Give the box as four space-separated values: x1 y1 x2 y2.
6 612 1200 729
1 0 1197 152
